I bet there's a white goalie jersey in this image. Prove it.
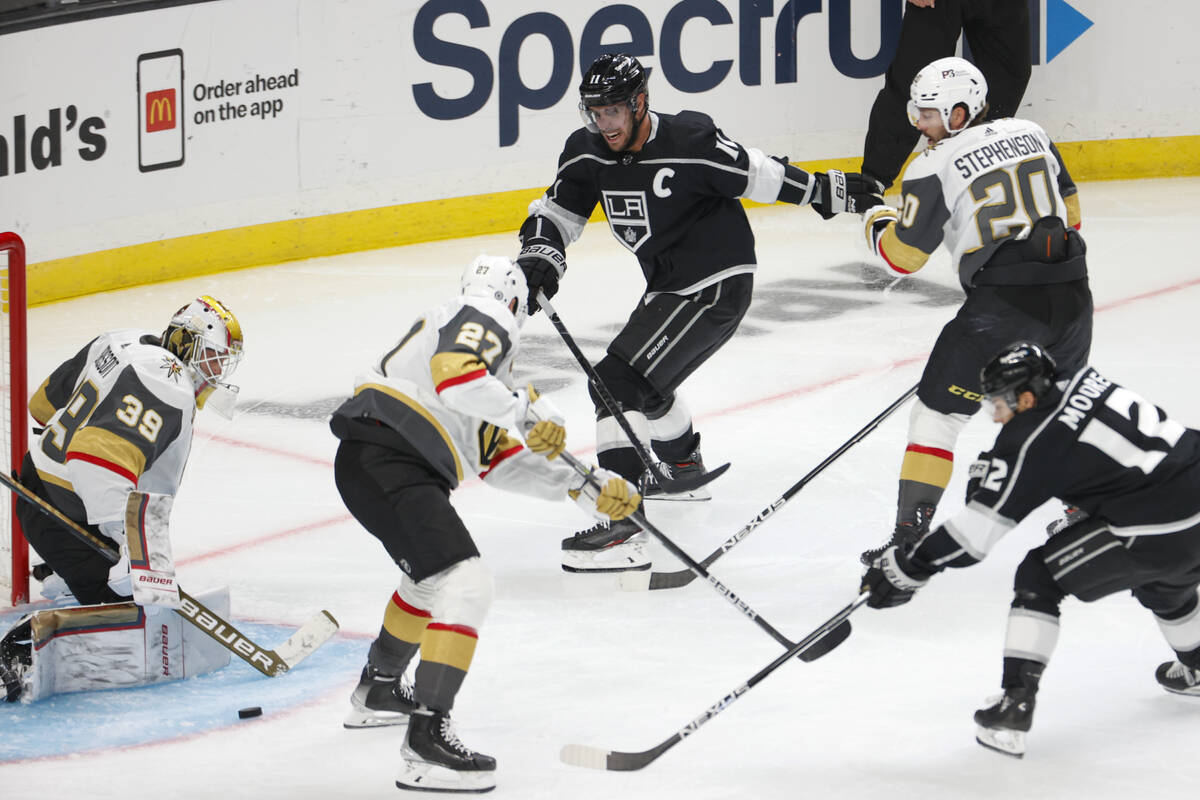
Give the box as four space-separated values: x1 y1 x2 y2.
331 295 576 500
27 329 197 528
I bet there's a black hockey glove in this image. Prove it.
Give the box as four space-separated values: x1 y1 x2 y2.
517 238 567 315
811 170 884 220
861 543 933 609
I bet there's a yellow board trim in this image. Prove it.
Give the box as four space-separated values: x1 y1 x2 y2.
28 135 1200 306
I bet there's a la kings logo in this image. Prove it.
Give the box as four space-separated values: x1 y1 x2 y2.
602 190 651 253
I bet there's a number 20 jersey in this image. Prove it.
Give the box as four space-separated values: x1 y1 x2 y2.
27 330 196 525
945 366 1200 562
884 117 1082 288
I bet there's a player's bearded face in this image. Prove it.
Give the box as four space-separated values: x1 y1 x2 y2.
588 101 635 151
914 107 948 143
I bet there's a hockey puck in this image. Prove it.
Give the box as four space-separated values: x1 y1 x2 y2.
237 707 263 719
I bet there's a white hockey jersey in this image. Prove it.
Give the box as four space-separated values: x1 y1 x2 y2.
873 117 1082 288
331 295 576 500
28 330 197 527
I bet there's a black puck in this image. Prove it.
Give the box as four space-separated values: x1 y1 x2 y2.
238 706 262 719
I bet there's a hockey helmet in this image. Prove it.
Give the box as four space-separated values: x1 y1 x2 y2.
578 53 648 133
907 56 988 135
461 255 528 326
980 341 1057 409
163 295 245 390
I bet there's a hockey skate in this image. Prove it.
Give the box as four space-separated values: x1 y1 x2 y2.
343 664 419 729
1156 660 1200 696
641 447 711 502
860 502 935 566
561 517 650 573
1045 504 1088 536
396 708 496 793
0 616 32 703
973 688 1036 758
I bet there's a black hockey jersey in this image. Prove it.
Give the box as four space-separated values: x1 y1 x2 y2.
527 111 809 295
919 366 1200 570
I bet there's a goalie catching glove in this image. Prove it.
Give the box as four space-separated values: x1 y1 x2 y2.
518 384 567 460
568 466 641 521
811 170 884 219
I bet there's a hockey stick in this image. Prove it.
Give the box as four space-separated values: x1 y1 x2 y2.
561 590 871 771
538 292 730 494
0 470 338 677
559 450 850 663
647 383 919 590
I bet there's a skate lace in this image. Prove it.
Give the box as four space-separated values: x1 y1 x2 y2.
572 520 611 538
439 716 474 755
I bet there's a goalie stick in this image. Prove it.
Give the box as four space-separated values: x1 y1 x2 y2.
538 292 730 495
559 450 850 663
560 591 872 771
0 471 338 677
648 383 919 590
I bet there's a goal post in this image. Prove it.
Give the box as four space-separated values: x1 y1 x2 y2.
0 232 28 606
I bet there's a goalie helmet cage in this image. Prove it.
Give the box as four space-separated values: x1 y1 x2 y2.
0 232 28 607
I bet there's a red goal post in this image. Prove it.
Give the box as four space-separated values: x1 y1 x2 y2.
0 232 28 606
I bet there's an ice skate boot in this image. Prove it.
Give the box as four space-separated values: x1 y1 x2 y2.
973 688 1036 758
561 517 649 573
1156 660 1200 696
1045 504 1087 536
396 708 496 793
641 445 711 501
860 502 935 566
0 616 32 703
343 664 419 729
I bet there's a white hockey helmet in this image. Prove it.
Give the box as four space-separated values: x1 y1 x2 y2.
163 295 244 402
461 255 529 326
907 56 988 135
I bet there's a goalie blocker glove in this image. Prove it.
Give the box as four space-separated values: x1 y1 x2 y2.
811 170 884 220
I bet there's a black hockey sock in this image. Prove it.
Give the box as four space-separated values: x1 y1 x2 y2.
652 431 700 465
598 446 645 485
1000 657 1044 692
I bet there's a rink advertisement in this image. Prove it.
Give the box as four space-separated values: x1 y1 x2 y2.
0 0 1194 302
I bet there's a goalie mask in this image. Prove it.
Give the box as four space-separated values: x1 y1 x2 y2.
163 296 244 416
461 255 529 327
907 56 988 135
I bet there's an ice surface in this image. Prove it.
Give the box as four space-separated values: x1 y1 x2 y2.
3 178 1200 797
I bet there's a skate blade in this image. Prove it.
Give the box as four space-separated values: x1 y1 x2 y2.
396 759 496 793
643 487 711 502
561 541 650 574
975 725 1026 758
343 709 411 729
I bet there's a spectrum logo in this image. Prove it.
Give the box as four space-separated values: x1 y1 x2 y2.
136 49 185 172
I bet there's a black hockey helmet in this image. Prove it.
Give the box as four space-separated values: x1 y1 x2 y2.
980 341 1057 408
579 53 648 110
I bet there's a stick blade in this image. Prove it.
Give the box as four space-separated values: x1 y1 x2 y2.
559 744 611 770
271 610 339 672
647 568 698 591
659 461 730 494
795 619 852 662
560 743 663 772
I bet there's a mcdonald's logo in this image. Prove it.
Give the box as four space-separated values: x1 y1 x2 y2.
145 89 176 132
